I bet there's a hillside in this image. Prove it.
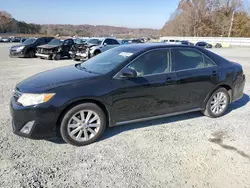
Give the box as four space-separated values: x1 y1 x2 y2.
40 24 160 38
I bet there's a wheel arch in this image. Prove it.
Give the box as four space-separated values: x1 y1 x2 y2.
56 99 110 130
94 49 101 54
203 84 233 108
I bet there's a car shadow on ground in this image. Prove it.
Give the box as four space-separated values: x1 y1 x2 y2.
47 94 249 145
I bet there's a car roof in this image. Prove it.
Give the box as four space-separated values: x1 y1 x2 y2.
119 43 198 51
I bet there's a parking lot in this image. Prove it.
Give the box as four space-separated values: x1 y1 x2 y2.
0 43 249 188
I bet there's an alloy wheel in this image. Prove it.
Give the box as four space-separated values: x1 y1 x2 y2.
210 92 228 115
67 110 101 141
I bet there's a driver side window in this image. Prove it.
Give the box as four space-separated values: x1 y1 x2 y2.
127 49 171 77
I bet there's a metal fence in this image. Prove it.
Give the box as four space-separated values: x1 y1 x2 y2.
160 36 250 47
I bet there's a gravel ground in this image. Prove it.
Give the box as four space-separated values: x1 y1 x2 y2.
0 44 249 188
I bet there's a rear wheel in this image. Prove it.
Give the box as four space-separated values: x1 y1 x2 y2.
203 88 230 118
60 103 106 146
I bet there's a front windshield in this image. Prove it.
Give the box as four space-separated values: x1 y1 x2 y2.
87 39 102 45
48 39 64 45
22 38 37 45
79 47 139 74
74 39 85 44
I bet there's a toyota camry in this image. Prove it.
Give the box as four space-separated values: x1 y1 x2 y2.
10 44 245 146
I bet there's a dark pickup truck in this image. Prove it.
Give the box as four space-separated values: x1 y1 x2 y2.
36 38 74 60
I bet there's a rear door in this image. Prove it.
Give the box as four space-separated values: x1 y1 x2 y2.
172 48 219 111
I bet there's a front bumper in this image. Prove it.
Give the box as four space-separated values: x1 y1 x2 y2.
10 97 59 139
232 74 246 102
70 52 89 61
9 50 25 58
35 53 51 59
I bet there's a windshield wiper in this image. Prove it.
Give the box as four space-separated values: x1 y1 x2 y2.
76 64 93 73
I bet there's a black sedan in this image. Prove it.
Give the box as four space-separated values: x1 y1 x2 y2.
9 37 54 58
196 41 213 48
10 44 245 146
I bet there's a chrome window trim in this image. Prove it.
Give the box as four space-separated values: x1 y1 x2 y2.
115 108 201 126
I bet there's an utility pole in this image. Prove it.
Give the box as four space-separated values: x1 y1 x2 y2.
228 11 235 37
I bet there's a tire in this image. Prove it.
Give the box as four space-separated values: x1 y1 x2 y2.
26 50 35 58
52 53 61 60
94 50 101 56
60 103 106 146
203 88 230 118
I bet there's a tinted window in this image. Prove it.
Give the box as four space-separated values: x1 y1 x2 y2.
112 39 120 45
174 49 206 71
204 55 216 67
37 38 46 45
104 39 113 45
127 50 171 76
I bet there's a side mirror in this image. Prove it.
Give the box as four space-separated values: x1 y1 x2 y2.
103 43 107 46
119 68 137 78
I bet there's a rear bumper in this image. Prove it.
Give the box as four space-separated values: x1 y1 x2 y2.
232 74 245 102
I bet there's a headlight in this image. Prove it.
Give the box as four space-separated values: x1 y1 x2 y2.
16 46 25 52
17 93 55 107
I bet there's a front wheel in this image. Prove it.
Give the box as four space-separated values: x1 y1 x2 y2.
52 53 61 60
60 103 106 146
26 50 35 58
203 88 230 118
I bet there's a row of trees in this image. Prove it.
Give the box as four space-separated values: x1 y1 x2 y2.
0 10 159 38
161 0 250 37
0 11 41 34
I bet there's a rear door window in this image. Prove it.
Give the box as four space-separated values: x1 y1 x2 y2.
173 49 206 71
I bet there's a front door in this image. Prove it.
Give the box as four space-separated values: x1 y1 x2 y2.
112 49 177 123
62 39 74 56
172 48 219 111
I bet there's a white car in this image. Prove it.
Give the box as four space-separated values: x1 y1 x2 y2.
71 37 120 60
161 39 182 45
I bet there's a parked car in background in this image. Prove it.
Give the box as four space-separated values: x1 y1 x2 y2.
195 41 212 48
181 40 194 46
21 38 27 43
215 43 222 48
70 37 120 61
36 38 74 60
10 44 245 146
161 39 182 44
121 39 144 45
2 37 10 42
10 37 22 43
9 37 54 58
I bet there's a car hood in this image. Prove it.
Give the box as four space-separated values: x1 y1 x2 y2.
17 65 97 93
37 44 61 49
10 44 28 49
